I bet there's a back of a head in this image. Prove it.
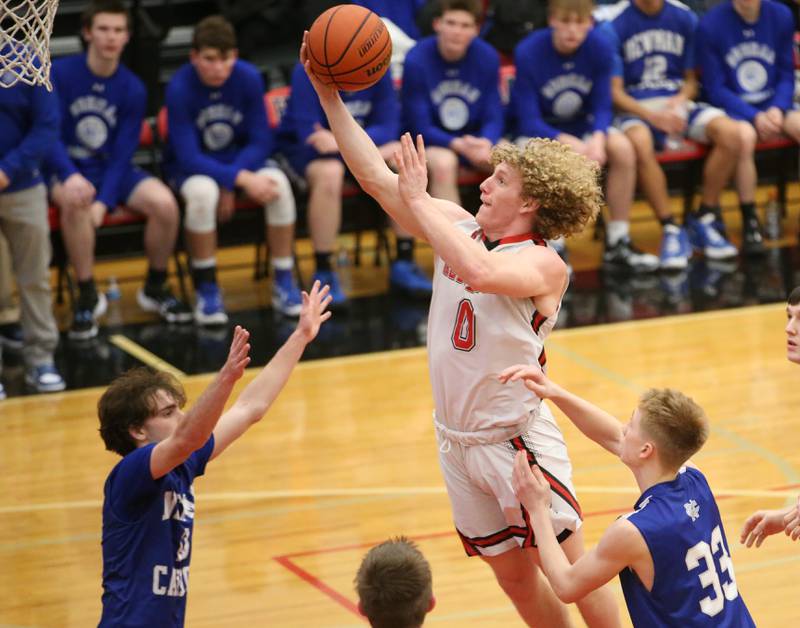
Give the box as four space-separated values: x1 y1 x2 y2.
355 537 433 628
638 388 709 470
490 138 602 240
192 15 237 53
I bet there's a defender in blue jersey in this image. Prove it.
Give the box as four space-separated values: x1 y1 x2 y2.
511 0 658 274
47 1 191 340
98 281 331 627
603 0 751 268
401 0 504 208
164 15 304 323
740 285 800 548
504 365 755 627
0 54 65 394
698 0 800 253
278 63 432 303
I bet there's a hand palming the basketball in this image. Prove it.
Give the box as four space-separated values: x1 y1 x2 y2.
395 132 429 208
300 31 340 103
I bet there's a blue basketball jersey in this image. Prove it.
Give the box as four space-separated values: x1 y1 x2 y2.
511 27 614 139
620 467 755 627
99 437 214 627
698 0 795 121
603 0 698 99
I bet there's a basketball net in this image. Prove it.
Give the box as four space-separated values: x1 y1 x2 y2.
0 0 59 90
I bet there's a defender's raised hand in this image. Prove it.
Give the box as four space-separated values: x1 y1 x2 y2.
220 325 251 382
296 280 333 343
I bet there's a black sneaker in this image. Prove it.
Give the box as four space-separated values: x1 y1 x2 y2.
603 238 659 272
0 322 23 352
137 284 193 323
742 215 766 256
68 292 107 340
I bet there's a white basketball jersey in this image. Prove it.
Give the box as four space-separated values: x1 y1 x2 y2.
428 219 561 436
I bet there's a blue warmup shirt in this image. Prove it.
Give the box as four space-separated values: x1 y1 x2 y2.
620 466 755 627
0 48 59 193
698 0 795 121
355 0 426 39
163 60 272 190
277 62 399 169
511 27 614 139
602 0 698 99
47 54 146 208
401 36 504 146
99 437 214 628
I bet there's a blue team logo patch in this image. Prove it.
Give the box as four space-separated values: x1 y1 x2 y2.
440 97 469 131
553 91 583 119
77 115 109 150
203 122 234 151
737 60 768 93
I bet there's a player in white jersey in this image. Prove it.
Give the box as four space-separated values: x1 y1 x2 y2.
300 33 621 628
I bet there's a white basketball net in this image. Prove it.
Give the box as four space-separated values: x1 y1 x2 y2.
0 0 59 90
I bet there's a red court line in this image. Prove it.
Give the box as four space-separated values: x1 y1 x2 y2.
273 482 800 617
273 555 362 618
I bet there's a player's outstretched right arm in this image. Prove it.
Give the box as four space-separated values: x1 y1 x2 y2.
499 365 624 456
299 35 464 240
149 326 251 479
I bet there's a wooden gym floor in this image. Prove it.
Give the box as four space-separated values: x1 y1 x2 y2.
1 187 800 626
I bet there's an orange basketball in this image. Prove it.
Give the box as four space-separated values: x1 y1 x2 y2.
306 4 392 92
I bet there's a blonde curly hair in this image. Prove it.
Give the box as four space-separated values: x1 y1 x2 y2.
490 138 602 240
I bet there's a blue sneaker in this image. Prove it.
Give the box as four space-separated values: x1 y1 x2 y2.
25 363 66 393
0 381 6 400
390 260 433 297
311 269 347 309
686 213 738 260
194 282 228 326
272 270 303 317
659 225 691 270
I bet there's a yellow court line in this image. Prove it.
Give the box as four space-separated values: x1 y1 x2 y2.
1 485 795 515
109 334 186 379
553 301 786 338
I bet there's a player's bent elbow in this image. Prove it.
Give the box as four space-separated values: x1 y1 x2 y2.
552 581 582 604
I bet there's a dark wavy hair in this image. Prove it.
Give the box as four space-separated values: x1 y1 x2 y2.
98 367 186 456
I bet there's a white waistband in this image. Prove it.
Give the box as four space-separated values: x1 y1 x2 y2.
433 408 538 452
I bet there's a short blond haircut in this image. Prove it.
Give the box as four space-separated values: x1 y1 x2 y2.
490 138 601 239
638 389 709 470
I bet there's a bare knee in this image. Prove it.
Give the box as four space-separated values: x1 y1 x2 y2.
708 119 741 154
625 126 657 163
307 159 345 196
426 147 459 184
607 132 636 169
